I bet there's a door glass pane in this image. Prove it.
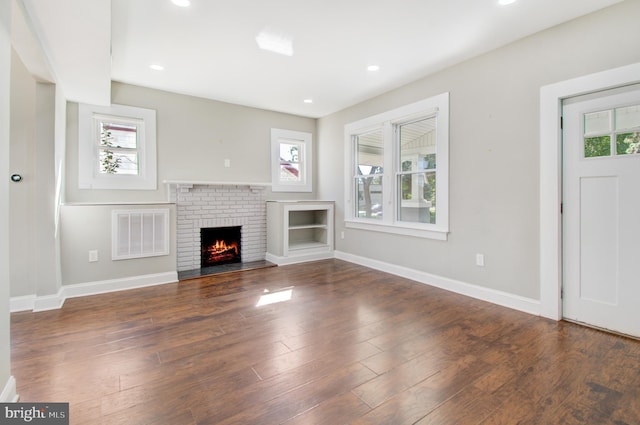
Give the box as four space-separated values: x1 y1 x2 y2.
615 105 640 130
584 110 611 135
399 117 436 171
584 136 611 158
356 177 382 219
616 132 640 155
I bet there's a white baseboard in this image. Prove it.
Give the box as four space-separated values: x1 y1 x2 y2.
335 250 541 316
9 295 36 313
265 251 334 266
11 290 66 313
63 271 178 300
10 271 178 312
33 288 66 312
10 254 541 318
0 376 18 402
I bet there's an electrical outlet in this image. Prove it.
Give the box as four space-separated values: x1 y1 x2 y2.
224 159 231 167
476 253 485 267
89 250 99 262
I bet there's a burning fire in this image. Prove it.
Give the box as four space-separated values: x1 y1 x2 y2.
203 239 240 265
207 240 239 255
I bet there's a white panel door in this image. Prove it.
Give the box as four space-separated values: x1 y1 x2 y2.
563 84 640 338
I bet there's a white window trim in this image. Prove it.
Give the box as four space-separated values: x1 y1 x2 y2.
271 128 312 192
344 93 449 240
79 103 157 190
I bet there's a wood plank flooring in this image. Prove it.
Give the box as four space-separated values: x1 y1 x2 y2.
11 259 640 424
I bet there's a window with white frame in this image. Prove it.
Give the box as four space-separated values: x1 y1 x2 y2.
344 93 449 240
79 103 157 190
271 128 312 192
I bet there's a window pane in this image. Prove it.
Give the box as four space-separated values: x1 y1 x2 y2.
584 110 611 135
99 150 139 174
615 105 640 130
584 136 611 158
355 130 384 175
397 117 437 225
616 132 640 155
399 117 436 171
356 177 382 219
279 162 300 181
279 141 301 163
398 172 435 224
101 121 138 149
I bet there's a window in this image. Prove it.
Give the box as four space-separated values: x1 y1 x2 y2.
583 104 640 158
79 103 157 190
345 93 449 240
271 128 312 192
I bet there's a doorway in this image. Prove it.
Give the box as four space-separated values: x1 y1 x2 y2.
562 84 640 337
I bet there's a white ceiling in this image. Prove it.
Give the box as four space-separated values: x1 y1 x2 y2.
18 0 623 118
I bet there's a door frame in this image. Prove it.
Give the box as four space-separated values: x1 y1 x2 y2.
539 62 640 320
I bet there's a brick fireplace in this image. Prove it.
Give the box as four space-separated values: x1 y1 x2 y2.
170 184 267 272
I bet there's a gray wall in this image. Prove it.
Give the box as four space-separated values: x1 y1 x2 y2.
60 204 177 285
65 82 318 204
9 50 61 299
9 50 36 297
1 0 13 399
60 83 317 285
317 0 640 300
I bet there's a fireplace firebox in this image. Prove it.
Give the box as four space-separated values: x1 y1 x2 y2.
201 226 241 267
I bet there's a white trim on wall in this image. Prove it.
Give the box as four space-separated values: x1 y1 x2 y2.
10 271 178 312
336 251 541 316
539 62 640 321
1 376 18 402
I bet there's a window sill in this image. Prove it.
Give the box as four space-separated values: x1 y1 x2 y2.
345 220 448 241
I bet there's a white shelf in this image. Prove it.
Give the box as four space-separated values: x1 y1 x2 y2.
266 201 334 265
289 240 329 251
289 224 328 230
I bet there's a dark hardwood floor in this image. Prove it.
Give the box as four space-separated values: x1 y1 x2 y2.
11 259 640 424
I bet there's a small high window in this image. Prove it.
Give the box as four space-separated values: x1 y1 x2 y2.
271 128 312 192
79 103 157 190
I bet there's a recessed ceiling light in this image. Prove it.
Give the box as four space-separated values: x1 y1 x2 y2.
150 64 164 71
367 65 380 72
256 29 294 57
303 99 313 104
171 0 190 7
498 0 517 5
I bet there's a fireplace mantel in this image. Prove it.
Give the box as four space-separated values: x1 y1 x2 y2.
164 180 271 187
